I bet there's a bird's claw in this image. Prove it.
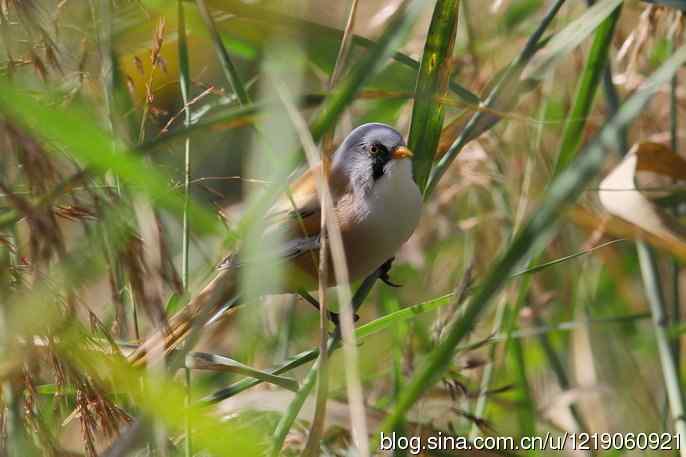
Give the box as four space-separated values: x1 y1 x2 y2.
327 311 360 326
379 257 402 288
380 274 402 288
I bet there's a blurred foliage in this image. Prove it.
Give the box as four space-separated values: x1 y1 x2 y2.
1 1 686 457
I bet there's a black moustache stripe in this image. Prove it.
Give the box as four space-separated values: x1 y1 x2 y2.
372 153 390 180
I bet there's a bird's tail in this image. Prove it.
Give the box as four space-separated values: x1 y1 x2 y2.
128 268 236 367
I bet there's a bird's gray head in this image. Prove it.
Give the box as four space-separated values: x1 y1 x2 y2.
332 123 413 194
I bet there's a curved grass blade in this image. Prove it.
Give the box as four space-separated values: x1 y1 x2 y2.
523 0 625 79
203 347 320 404
511 239 626 278
408 0 460 190
195 0 250 105
309 0 428 142
186 352 299 392
553 2 622 175
377 40 686 440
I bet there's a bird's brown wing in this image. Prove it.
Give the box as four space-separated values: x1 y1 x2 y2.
216 164 324 271
264 163 323 238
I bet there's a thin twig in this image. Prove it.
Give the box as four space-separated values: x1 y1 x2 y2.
637 243 686 457
178 2 193 455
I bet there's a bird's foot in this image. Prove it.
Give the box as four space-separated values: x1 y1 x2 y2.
327 311 360 326
379 257 402 288
299 291 359 326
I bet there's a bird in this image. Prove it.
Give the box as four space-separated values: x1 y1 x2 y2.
128 123 423 366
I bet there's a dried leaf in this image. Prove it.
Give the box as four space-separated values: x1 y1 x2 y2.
598 143 686 249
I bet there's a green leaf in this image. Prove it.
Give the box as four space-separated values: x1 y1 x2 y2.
408 0 460 191
553 1 622 175
523 0 625 79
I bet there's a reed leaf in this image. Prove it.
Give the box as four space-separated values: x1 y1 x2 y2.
195 0 251 105
523 0 625 79
554 2 622 175
408 0 460 190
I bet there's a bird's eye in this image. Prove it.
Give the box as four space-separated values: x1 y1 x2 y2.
370 144 385 155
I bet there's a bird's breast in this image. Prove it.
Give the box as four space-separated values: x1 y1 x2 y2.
340 163 422 282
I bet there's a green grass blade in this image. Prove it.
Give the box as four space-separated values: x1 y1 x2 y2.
142 91 412 152
553 2 622 175
523 0 624 79
178 0 192 288
270 336 335 457
309 0 428 142
532 313 591 433
178 3 193 455
408 0 460 190
510 337 535 436
637 242 686 453
204 347 320 403
356 293 454 340
141 101 265 151
195 0 251 105
511 239 626 278
376 40 686 439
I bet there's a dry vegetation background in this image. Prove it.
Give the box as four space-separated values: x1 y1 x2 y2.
1 0 686 456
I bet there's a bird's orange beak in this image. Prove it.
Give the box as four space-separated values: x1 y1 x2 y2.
391 146 413 160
